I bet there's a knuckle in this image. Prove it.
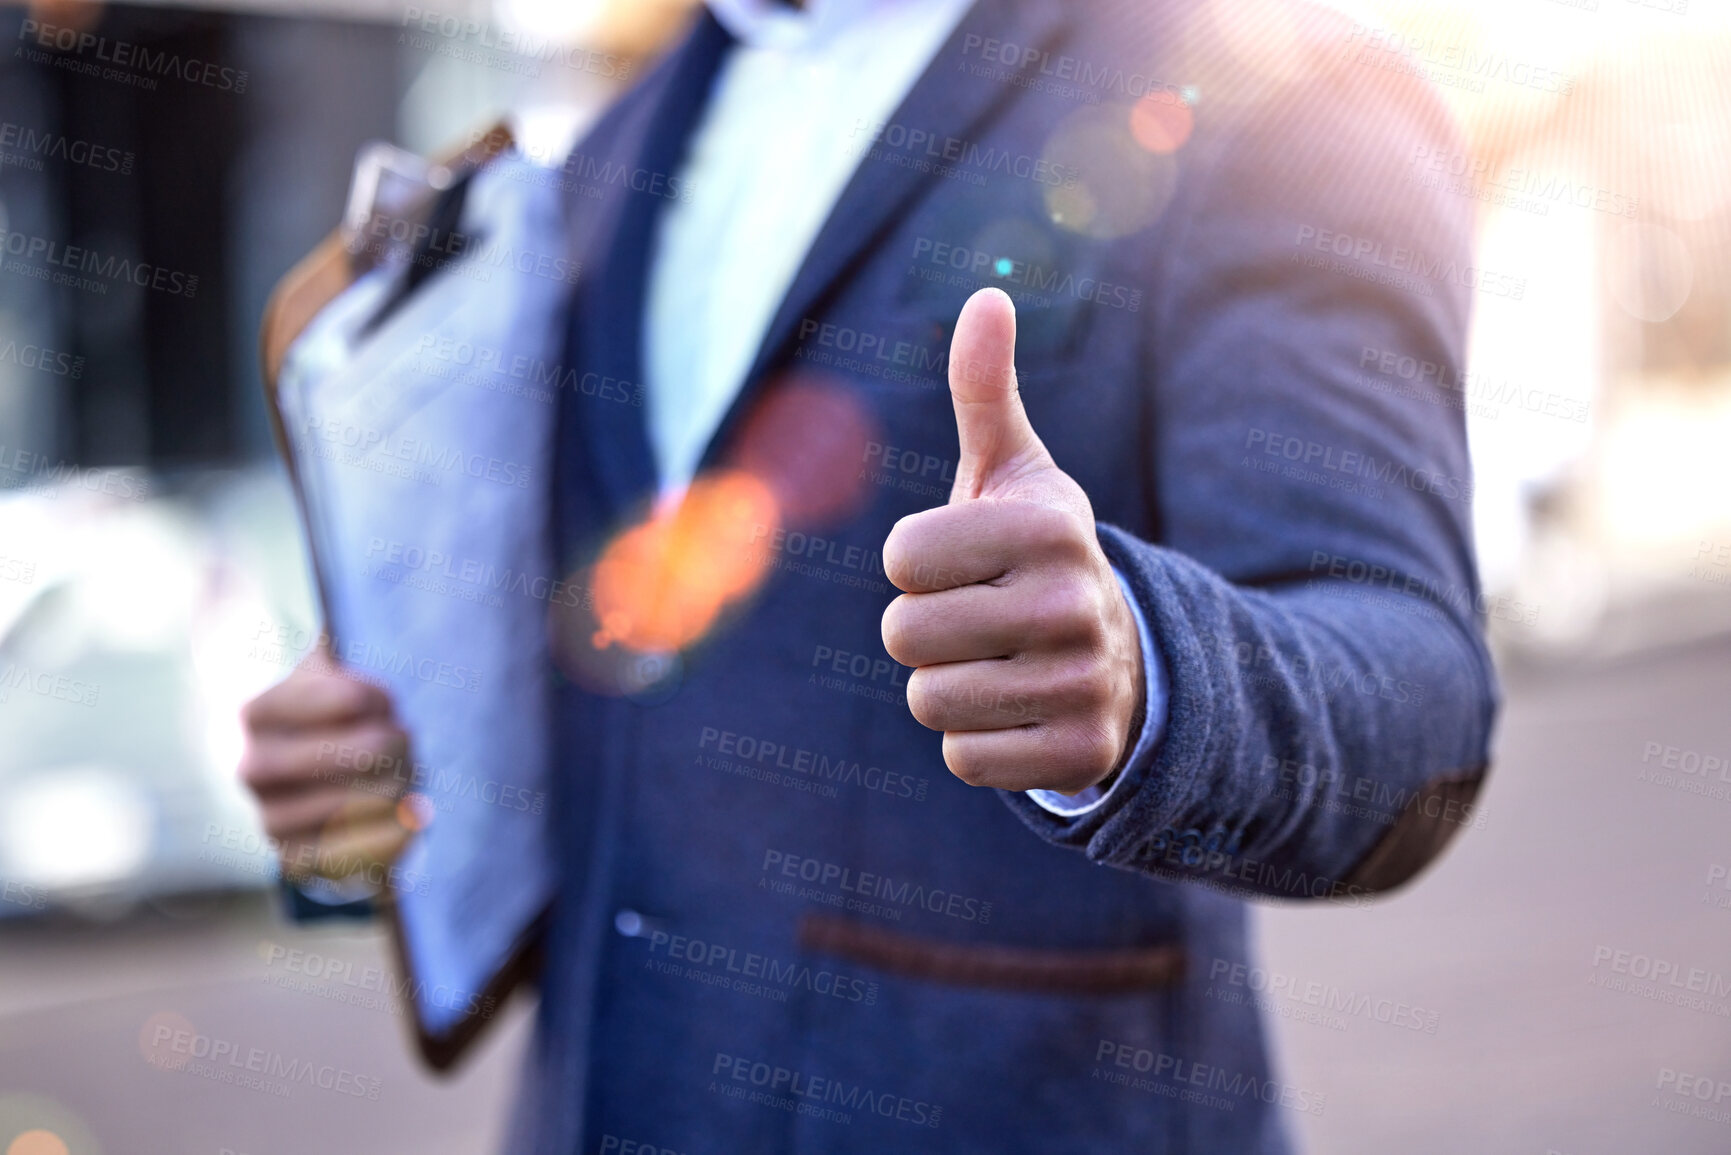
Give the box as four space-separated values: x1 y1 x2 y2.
241 741 296 791
1060 581 1098 632
1047 674 1091 719
1057 517 1094 561
1070 721 1120 777
237 753 266 791
882 515 925 590
1037 720 1112 787
880 598 915 664
352 724 411 786
362 679 398 717
1070 664 1114 714
903 670 946 731
337 673 389 717
370 719 410 757
944 744 990 788
239 767 275 801
261 810 301 844
1023 505 1078 553
1031 579 1094 643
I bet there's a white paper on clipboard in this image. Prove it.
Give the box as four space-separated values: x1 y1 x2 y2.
275 153 572 1047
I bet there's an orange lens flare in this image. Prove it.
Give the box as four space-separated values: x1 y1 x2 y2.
588 470 781 654
556 376 876 689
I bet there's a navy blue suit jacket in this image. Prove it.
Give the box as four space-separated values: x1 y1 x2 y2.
430 2 1503 1151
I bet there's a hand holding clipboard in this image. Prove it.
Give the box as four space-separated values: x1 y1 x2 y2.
255 123 566 1069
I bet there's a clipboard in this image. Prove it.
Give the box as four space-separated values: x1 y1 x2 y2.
258 122 565 1070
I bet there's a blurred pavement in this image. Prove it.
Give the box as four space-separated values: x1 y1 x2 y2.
1267 631 1731 1154
0 896 532 1155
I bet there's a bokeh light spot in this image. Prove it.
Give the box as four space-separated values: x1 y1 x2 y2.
0 1098 95 1155
7 1131 68 1155
1129 93 1194 155
729 377 875 527
1043 104 1179 239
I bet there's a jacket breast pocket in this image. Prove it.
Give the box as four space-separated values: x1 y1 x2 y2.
798 912 1186 995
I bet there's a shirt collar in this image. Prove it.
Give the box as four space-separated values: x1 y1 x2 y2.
705 0 869 49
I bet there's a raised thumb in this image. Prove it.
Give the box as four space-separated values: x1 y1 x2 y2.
947 288 1048 502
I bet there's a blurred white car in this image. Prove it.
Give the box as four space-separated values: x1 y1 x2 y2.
0 464 319 917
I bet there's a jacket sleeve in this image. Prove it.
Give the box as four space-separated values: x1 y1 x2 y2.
1000 53 1500 902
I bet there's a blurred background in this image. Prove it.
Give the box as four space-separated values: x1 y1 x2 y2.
0 0 1727 1151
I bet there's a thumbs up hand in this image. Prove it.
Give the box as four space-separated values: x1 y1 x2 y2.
881 288 1145 795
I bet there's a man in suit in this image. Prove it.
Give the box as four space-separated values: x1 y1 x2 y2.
242 0 1498 1150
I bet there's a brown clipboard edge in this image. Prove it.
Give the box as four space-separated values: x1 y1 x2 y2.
378 888 550 1072
258 121 551 1073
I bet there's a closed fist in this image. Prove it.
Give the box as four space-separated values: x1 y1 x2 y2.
239 648 417 888
881 288 1144 795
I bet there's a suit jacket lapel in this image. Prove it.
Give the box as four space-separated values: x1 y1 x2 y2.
692 0 1073 476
